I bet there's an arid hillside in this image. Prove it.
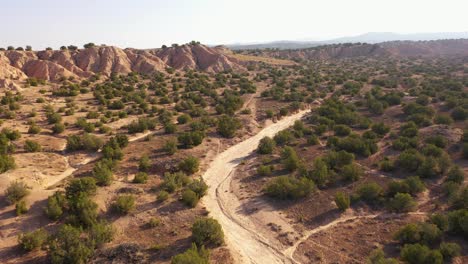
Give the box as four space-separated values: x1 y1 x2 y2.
0 44 245 87
239 39 468 61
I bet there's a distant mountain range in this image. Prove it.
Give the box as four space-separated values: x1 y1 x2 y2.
226 32 468 50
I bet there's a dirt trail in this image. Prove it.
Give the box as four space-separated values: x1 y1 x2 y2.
202 110 309 264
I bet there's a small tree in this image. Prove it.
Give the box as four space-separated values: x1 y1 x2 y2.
48 224 93 264
133 172 148 184
163 138 178 155
15 200 28 215
334 192 350 211
192 218 224 247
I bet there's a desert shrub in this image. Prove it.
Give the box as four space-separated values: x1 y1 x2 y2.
163 138 178 155
434 114 453 125
379 158 395 172
274 129 293 146
264 176 315 200
281 146 300 172
24 140 41 152
307 134 319 145
182 189 199 208
148 217 161 228
333 124 351 136
179 156 199 175
257 137 276 154
112 195 135 214
388 193 416 212
397 149 424 172
67 194 98 228
447 209 468 236
429 213 449 232
217 115 241 138
92 160 114 186
425 135 448 149
127 118 157 134
334 192 350 211
66 134 103 151
177 114 191 124
400 243 431 264
15 200 28 215
446 165 465 184
5 181 30 204
356 182 383 203
341 163 362 182
187 179 208 198
138 155 151 172
52 122 65 134
371 122 390 136
157 191 169 202
18 228 48 251
394 222 442 245
48 224 93 264
171 243 209 264
66 177 97 199
192 218 224 246
309 157 330 187
28 124 41 134
89 221 114 247
45 192 66 220
439 242 461 260
367 248 398 264
161 172 190 193
257 165 272 176
178 131 205 148
133 172 148 184
164 123 177 134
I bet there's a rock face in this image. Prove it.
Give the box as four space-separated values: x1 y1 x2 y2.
0 44 245 88
154 44 244 72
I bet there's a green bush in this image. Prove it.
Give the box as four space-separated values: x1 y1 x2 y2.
157 191 169 202
356 182 383 203
45 192 66 220
334 192 350 211
161 172 190 193
89 221 114 247
192 218 224 247
18 228 48 251
138 155 151 172
439 242 461 260
446 165 465 184
187 179 208 198
388 193 416 212
257 137 276 154
15 200 28 215
217 115 241 138
92 160 113 186
163 138 178 155
0 154 16 173
182 189 199 208
179 156 200 175
24 140 42 152
5 181 30 204
367 248 398 264
264 176 315 200
48 224 93 264
66 177 97 199
341 163 362 182
281 146 300 172
66 134 103 151
400 243 431 264
257 165 273 176
112 195 135 214
171 243 209 264
133 172 148 184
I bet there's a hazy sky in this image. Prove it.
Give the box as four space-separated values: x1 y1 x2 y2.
1 0 467 49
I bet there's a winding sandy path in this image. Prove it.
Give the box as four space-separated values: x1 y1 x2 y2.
202 110 309 264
